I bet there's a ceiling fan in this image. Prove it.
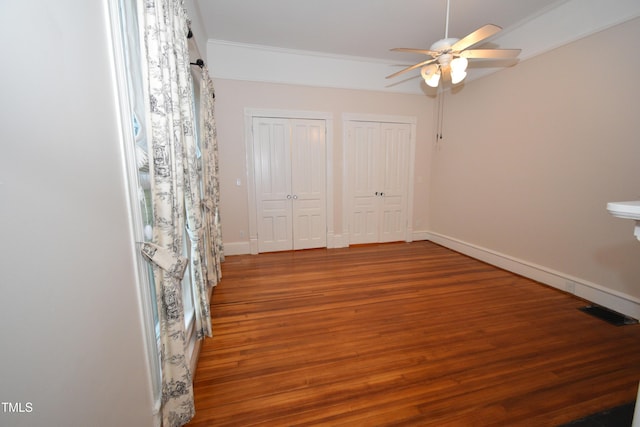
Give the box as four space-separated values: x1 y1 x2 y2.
387 0 521 87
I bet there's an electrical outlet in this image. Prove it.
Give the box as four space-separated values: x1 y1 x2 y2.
240 230 245 239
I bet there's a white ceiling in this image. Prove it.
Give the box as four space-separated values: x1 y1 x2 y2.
191 0 640 93
194 0 566 61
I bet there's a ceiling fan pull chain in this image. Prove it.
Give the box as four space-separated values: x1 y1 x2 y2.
440 89 445 139
436 86 445 141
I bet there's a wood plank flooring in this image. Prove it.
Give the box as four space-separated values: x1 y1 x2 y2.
188 241 640 426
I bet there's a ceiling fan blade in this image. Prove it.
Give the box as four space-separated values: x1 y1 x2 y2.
461 48 521 59
391 47 439 57
451 24 502 52
386 58 436 79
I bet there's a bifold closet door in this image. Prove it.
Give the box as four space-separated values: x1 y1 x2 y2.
346 121 410 245
379 123 411 242
290 120 327 250
347 121 381 244
253 117 326 253
253 118 292 252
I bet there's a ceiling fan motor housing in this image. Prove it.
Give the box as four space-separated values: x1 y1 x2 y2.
430 37 459 52
431 37 459 66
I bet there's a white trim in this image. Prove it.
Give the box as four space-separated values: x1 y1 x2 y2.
246 108 333 121
405 122 417 243
326 118 336 248
188 285 213 378
342 113 417 125
207 39 421 94
427 231 640 320
224 241 252 256
244 111 258 254
211 39 395 64
328 233 350 249
105 0 161 417
342 113 417 246
184 309 196 362
341 124 350 246
244 108 334 254
412 231 431 241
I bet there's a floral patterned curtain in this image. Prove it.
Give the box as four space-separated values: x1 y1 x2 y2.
184 70 210 343
140 0 208 424
199 66 224 291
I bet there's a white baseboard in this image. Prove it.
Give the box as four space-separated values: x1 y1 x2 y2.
329 233 349 248
427 231 640 320
223 241 252 255
412 231 430 241
224 236 349 254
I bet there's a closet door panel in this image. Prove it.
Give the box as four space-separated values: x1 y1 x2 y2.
347 121 381 244
260 200 290 244
253 118 293 252
379 195 406 242
381 124 411 194
293 199 325 249
379 123 410 242
352 197 378 244
291 120 327 250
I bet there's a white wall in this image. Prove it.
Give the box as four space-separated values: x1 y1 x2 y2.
185 0 208 61
0 2 155 426
209 79 434 254
428 17 640 316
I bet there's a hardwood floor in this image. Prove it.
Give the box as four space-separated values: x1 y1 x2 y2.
189 242 640 426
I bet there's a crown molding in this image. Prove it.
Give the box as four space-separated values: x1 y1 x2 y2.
206 39 424 94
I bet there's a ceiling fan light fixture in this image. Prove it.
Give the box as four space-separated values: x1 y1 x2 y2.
421 64 441 87
451 69 467 84
420 64 437 79
450 56 468 73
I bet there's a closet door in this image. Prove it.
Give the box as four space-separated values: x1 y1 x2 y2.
347 121 382 244
253 117 327 252
254 118 293 252
346 121 411 245
379 123 410 242
291 120 327 250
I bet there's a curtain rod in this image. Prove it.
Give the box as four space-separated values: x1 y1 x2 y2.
187 28 215 99
190 59 205 68
189 59 215 99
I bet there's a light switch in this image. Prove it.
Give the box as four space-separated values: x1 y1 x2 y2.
236 178 242 186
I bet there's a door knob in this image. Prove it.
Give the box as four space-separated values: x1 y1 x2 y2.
292 195 298 200
287 194 292 199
